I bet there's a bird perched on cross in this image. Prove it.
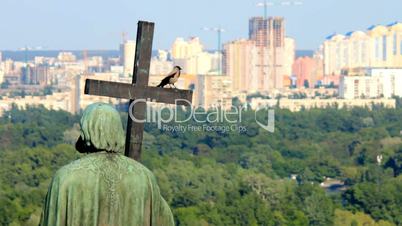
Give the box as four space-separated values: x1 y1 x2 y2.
157 66 182 88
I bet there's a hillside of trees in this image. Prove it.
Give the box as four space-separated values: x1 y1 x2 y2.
0 104 401 226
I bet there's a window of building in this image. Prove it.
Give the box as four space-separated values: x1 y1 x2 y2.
354 41 359 63
383 35 387 61
336 43 341 69
393 33 397 55
365 79 370 96
361 41 366 62
375 37 380 60
344 46 348 65
400 38 402 55
354 79 359 98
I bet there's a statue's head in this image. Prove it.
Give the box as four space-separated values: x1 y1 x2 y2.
76 103 125 153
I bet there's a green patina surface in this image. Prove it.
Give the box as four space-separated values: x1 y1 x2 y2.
40 103 174 226
80 102 125 152
39 152 174 226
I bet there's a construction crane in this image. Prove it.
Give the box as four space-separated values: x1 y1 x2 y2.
203 26 225 75
257 0 303 19
256 1 274 19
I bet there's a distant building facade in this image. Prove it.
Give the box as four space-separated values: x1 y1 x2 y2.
292 55 323 88
194 74 233 109
150 50 173 75
323 22 402 76
284 37 296 80
223 39 258 92
57 52 77 62
250 97 396 112
171 37 219 75
21 64 36 85
249 16 288 89
120 40 136 77
224 17 295 93
0 53 4 84
339 68 402 99
171 37 203 59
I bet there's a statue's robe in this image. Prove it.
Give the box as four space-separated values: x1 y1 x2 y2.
39 152 174 226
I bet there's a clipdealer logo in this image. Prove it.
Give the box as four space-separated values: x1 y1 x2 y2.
254 106 275 133
128 99 275 133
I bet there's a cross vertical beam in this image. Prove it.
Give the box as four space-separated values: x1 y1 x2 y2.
125 21 154 160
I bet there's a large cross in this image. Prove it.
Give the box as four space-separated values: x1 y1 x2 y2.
84 21 193 160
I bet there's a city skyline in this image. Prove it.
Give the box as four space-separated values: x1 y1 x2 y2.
1 0 402 51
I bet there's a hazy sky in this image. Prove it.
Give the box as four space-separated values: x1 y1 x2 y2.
1 0 401 51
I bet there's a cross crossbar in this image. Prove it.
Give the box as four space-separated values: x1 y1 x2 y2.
85 79 192 106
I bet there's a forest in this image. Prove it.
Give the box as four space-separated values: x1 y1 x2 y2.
0 103 401 226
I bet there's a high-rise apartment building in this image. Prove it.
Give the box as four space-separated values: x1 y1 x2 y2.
21 64 37 85
223 39 259 92
249 17 267 46
120 40 136 77
223 17 292 93
171 37 219 75
171 37 203 59
181 52 220 75
70 74 81 114
323 22 402 76
4 59 14 74
35 65 49 85
284 37 296 79
249 16 285 48
248 16 287 89
150 58 173 76
0 71 4 84
0 52 3 84
0 67 4 85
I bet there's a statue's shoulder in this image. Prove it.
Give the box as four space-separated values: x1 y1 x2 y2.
53 153 154 179
118 155 155 176
53 155 96 181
